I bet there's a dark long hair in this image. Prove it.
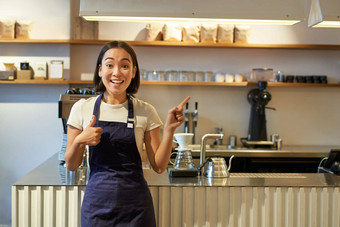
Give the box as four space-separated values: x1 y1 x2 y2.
93 41 140 94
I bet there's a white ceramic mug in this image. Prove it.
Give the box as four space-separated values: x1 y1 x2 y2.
235 74 243 82
225 74 235 83
215 73 225 82
173 133 194 148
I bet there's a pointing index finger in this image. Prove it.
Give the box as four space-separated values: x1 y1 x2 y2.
177 96 191 109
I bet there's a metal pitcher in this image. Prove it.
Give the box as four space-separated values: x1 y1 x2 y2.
204 155 234 178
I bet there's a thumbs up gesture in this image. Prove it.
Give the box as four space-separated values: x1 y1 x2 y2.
79 115 103 146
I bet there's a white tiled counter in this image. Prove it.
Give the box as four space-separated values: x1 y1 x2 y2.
12 153 340 227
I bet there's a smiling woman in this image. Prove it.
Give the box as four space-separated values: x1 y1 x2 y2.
94 41 140 103
98 48 136 104
64 40 190 226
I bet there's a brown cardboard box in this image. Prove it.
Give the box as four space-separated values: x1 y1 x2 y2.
0 70 15 80
17 70 32 80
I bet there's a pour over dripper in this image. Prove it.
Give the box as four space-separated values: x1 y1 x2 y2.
173 133 194 148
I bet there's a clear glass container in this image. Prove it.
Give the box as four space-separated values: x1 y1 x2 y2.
205 71 214 82
196 71 205 82
140 69 148 81
158 70 166 81
166 70 180 81
180 71 189 81
252 68 274 82
147 70 159 81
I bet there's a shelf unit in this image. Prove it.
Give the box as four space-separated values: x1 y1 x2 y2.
2 39 340 50
1 39 340 87
1 79 339 87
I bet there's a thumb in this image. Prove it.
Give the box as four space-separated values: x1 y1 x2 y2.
87 115 96 128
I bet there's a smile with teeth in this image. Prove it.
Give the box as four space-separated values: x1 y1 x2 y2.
110 79 124 84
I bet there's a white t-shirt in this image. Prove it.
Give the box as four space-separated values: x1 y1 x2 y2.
67 95 163 155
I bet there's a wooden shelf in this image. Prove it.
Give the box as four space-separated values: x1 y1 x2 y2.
140 81 340 87
267 82 340 87
1 40 340 88
0 39 71 44
0 79 70 84
1 79 339 87
140 81 252 86
1 39 340 50
0 79 91 85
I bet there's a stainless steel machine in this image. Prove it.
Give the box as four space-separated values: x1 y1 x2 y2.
58 88 96 162
58 87 96 184
58 88 96 133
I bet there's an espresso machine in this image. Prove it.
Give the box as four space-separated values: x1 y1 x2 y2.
58 87 96 184
241 81 278 148
58 88 96 162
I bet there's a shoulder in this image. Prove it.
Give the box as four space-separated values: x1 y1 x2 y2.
130 96 163 131
131 96 157 112
73 95 98 109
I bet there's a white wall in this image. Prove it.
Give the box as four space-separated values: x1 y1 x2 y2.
70 44 340 146
0 0 70 225
0 0 70 39
2 0 340 225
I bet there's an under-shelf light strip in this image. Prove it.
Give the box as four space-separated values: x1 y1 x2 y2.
312 21 340 27
82 16 300 26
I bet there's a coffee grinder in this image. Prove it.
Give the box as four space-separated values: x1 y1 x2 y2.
241 81 276 148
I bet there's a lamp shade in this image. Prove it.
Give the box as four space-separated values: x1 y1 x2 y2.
80 0 303 25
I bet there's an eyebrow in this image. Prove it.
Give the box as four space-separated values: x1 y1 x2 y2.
104 57 131 62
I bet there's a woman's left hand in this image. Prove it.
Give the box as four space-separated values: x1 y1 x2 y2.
164 96 191 133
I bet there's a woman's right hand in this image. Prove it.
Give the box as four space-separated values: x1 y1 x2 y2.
76 115 103 146
65 115 102 171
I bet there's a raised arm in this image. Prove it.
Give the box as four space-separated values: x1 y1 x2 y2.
145 96 191 173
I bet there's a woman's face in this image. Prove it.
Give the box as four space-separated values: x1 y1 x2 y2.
98 47 136 99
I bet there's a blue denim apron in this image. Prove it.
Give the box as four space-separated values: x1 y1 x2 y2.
81 94 156 227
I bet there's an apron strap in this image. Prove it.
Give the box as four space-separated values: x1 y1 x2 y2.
127 95 135 129
92 94 103 120
93 93 134 129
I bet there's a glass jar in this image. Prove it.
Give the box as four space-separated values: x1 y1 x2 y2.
180 71 189 81
195 71 205 82
166 70 180 81
205 71 214 82
158 71 166 81
140 69 148 81
147 70 159 81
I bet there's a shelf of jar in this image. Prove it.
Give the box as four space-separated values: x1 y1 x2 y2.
1 79 340 87
141 81 251 86
1 39 340 50
141 81 340 87
267 82 340 87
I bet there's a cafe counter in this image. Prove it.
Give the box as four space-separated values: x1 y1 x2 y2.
12 153 340 227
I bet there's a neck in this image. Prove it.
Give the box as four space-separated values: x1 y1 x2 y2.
102 92 128 104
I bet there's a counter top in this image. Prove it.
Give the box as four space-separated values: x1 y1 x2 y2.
14 152 340 188
190 145 340 158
